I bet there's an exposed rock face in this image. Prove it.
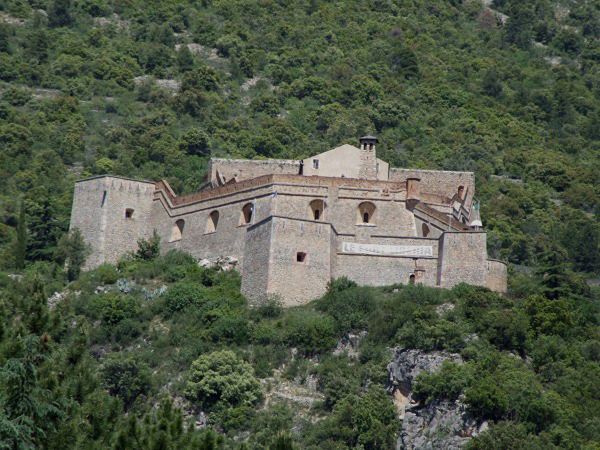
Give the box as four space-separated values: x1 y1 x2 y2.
198 256 239 271
387 348 462 398
387 348 486 449
333 331 367 359
400 400 487 450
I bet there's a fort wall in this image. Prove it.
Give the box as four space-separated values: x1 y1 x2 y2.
70 176 155 268
486 259 508 293
70 142 507 305
390 168 475 210
209 158 301 184
437 231 488 288
240 217 272 303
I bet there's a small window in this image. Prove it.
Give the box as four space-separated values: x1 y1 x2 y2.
309 199 325 221
458 185 465 200
170 219 185 242
296 252 307 263
205 210 219 233
422 223 430 238
125 208 134 219
101 191 107 207
409 274 416 285
312 159 319 169
240 203 253 225
358 202 376 225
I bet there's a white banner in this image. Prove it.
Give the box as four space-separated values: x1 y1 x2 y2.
342 242 433 257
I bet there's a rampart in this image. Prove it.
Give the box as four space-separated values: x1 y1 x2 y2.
69 139 507 305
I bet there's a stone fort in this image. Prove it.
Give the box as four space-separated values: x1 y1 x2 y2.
70 136 507 306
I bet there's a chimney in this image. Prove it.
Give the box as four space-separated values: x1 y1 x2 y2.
358 135 378 179
406 177 420 209
469 201 482 230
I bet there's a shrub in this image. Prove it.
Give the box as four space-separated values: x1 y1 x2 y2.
135 230 161 261
100 294 140 326
465 376 509 421
95 264 119 284
282 310 337 355
162 282 206 315
184 350 262 409
317 285 376 334
413 362 471 404
101 357 151 409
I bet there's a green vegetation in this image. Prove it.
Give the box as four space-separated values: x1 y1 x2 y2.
0 0 599 448
0 249 598 448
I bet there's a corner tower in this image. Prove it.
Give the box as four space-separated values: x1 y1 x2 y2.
69 176 156 268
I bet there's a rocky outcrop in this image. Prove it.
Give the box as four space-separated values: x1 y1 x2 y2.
198 256 239 271
387 348 486 450
387 348 462 399
333 331 367 359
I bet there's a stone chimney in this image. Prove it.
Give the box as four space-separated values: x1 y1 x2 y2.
358 135 378 179
406 177 420 209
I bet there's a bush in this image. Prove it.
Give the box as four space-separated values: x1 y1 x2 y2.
282 310 337 355
184 350 262 409
317 285 376 334
100 294 140 326
101 357 151 409
95 264 120 284
413 362 471 404
465 376 509 421
162 282 206 315
135 231 161 261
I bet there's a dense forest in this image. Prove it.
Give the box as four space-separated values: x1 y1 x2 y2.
0 0 599 448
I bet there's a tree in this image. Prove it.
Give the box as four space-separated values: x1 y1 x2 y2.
55 228 90 281
135 230 161 261
177 45 195 72
178 129 210 156
14 201 27 270
101 357 151 409
482 69 503 98
48 0 73 28
185 350 262 409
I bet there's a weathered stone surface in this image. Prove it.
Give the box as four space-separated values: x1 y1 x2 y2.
333 331 367 359
387 348 487 450
400 400 487 450
70 140 507 307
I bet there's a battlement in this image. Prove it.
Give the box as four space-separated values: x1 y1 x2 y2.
70 137 507 304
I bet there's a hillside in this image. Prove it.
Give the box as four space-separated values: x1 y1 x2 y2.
0 0 599 448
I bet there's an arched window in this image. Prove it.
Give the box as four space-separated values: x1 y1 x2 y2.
309 199 325 221
170 219 185 242
457 185 465 200
409 274 416 285
239 203 253 225
205 211 219 233
358 202 376 224
422 223 430 238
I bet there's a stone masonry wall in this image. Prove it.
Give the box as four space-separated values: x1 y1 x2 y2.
486 259 508 293
240 218 272 304
437 231 488 289
334 254 439 287
266 217 333 307
70 176 155 268
390 168 475 210
151 185 275 271
209 158 301 184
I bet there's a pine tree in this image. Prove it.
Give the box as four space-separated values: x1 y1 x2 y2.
177 45 195 72
14 201 27 270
